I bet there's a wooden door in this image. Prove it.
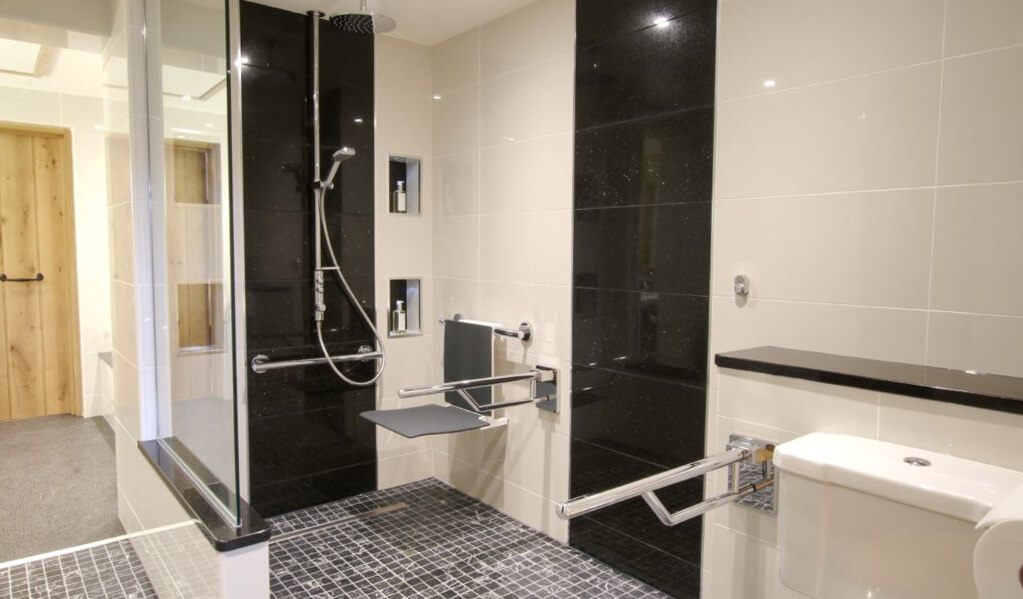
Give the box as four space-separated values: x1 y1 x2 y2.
0 124 81 421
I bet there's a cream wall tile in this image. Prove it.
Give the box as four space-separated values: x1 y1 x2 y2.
479 210 571 285
706 416 801 546
937 46 1023 185
433 277 480 324
377 90 433 156
926 311 1023 377
376 37 432 95
480 55 573 147
929 182 1023 316
433 150 480 216
432 85 479 157
378 451 433 490
113 351 141 439
432 216 479 280
705 525 810 599
112 281 139 363
717 371 879 438
110 202 135 283
713 190 933 307
480 133 572 214
944 0 1023 57
376 215 433 276
473 468 568 541
480 0 574 79
479 281 571 362
715 63 941 199
710 296 929 366
378 335 435 401
878 393 1023 472
718 0 943 100
478 409 570 501
432 28 480 95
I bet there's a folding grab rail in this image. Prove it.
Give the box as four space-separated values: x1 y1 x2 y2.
556 436 775 526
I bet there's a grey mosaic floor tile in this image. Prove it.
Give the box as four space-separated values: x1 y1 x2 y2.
268 478 672 599
0 539 156 599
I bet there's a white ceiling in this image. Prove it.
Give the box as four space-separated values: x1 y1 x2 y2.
252 0 539 46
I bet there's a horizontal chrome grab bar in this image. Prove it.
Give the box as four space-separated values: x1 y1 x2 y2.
398 370 545 399
439 313 532 342
251 348 383 374
556 447 751 520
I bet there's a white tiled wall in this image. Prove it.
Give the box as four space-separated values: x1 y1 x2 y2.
706 1 1023 597
374 0 575 541
429 0 574 542
373 34 438 488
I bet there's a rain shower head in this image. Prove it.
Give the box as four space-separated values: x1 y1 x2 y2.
322 146 356 190
329 0 396 34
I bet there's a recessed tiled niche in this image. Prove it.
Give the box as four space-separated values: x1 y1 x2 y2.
388 278 421 337
387 155 420 215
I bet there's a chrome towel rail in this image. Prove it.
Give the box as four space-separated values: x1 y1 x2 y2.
439 313 532 342
556 436 775 526
251 346 382 374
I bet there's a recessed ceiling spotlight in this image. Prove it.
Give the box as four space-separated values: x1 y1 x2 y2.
353 117 364 124
763 79 776 88
432 94 442 100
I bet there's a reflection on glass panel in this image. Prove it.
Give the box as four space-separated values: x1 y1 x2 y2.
155 0 239 524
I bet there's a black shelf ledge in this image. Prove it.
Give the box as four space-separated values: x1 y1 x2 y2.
139 439 270 552
715 346 1023 417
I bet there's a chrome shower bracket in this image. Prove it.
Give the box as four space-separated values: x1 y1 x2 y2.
727 434 776 514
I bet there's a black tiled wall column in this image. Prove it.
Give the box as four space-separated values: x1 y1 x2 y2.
570 1 716 597
240 2 377 516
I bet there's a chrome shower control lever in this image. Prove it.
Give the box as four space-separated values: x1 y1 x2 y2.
734 274 750 297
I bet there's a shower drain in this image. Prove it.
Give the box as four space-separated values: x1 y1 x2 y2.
270 502 410 543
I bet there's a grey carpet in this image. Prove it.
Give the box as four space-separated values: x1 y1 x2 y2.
0 415 124 563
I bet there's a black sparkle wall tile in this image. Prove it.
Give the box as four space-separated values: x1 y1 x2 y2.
571 1 715 597
575 4 715 130
241 1 376 517
575 108 713 209
574 203 711 294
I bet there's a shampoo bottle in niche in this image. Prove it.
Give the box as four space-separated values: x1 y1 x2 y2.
391 300 406 334
393 181 407 213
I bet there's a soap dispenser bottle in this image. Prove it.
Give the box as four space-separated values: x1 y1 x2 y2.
393 180 407 213
391 300 406 334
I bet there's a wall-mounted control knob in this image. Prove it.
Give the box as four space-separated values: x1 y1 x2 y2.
734 274 750 298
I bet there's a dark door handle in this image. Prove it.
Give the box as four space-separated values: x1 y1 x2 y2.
0 273 44 282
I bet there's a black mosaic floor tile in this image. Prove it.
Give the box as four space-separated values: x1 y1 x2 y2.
267 478 673 599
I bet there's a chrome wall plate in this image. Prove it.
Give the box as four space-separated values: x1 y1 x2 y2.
727 434 776 514
533 365 558 413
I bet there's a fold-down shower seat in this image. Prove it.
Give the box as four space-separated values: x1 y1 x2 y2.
360 315 557 438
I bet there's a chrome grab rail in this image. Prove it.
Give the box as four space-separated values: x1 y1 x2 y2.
251 347 383 374
556 439 775 526
439 313 532 342
397 367 554 399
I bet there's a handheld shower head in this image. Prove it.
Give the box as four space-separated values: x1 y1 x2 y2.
322 146 356 190
329 0 396 34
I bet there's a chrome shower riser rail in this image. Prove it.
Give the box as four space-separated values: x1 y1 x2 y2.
556 437 775 526
251 349 383 374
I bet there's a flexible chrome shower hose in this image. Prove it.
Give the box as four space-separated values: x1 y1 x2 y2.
314 186 386 386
